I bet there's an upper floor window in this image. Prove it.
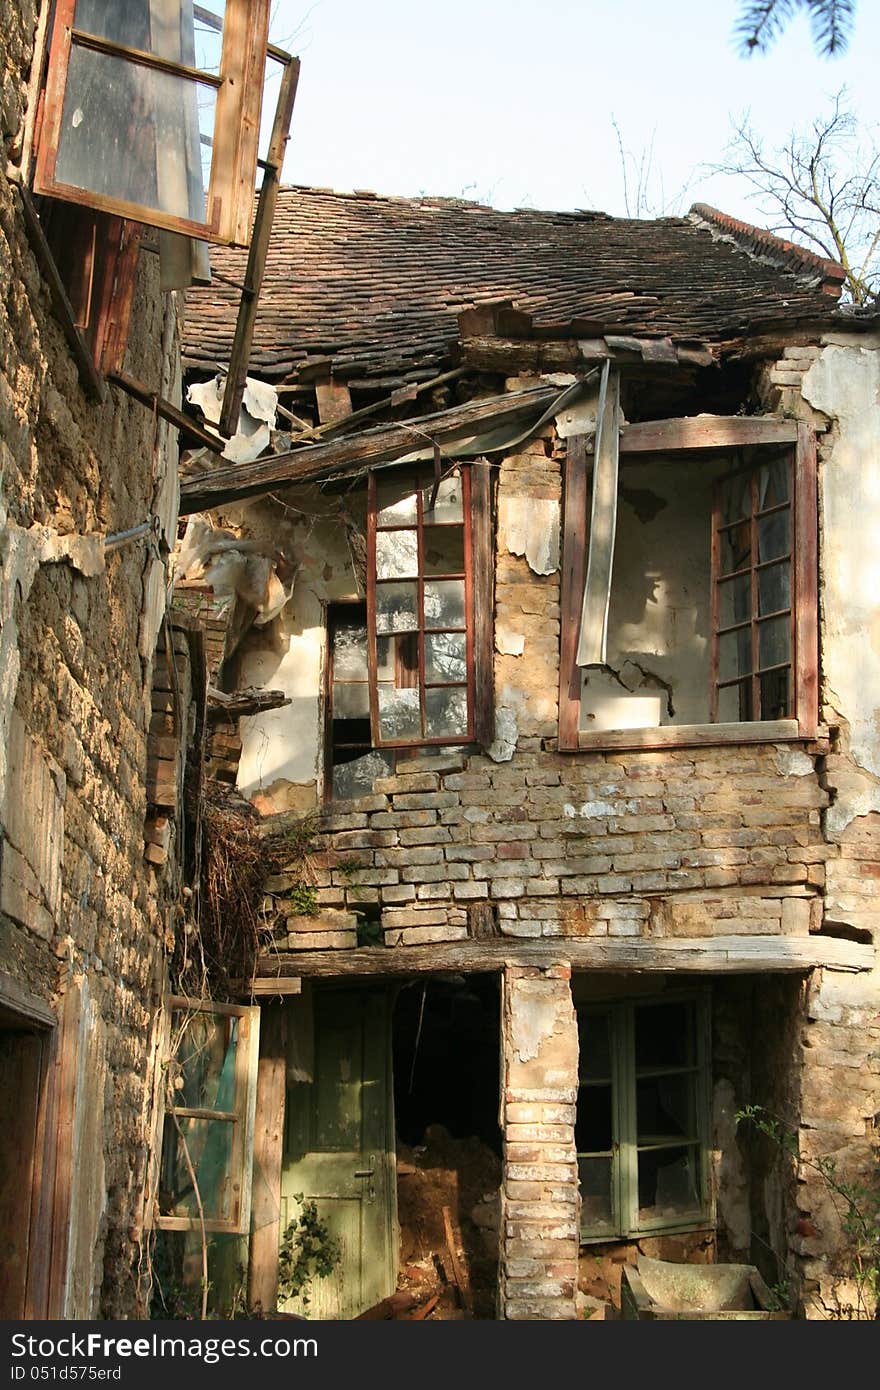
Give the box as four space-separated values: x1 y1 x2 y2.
364 461 494 752
33 1 270 246
559 417 818 752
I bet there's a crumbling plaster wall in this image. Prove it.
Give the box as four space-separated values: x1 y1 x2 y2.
1 3 180 1316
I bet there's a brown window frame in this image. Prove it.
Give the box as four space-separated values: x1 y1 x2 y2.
365 460 494 752
32 0 271 247
558 419 818 753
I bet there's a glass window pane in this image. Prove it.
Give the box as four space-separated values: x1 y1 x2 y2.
758 508 791 563
56 47 211 223
423 526 465 576
159 1115 235 1221
424 579 465 630
375 582 418 634
634 1002 694 1071
758 458 790 509
718 680 752 722
74 1 152 46
720 520 751 577
171 1011 238 1111
637 1075 695 1144
637 1145 701 1223
578 1157 613 1230
332 681 369 720
332 749 393 801
375 529 418 580
758 615 790 670
333 618 368 680
422 474 464 525
578 1012 612 1082
719 627 752 681
720 473 751 528
425 631 467 684
424 686 468 738
376 636 395 681
575 1085 613 1153
376 476 418 527
718 572 751 628
760 668 791 721
377 685 421 740
758 561 791 616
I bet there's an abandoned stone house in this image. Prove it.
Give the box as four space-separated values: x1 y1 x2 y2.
0 1 291 1319
172 187 880 1320
2 4 879 1329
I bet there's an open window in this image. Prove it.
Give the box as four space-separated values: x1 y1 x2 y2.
559 418 818 751
363 460 494 752
576 993 711 1242
156 997 260 1235
33 1 270 246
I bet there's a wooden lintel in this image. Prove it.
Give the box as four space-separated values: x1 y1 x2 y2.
179 384 561 514
610 415 800 455
575 718 804 753
254 934 873 980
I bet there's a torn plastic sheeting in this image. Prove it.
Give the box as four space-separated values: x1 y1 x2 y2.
576 362 621 668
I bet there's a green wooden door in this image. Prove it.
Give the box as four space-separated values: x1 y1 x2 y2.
279 987 396 1319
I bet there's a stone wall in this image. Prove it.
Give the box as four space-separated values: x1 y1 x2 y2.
1 4 179 1317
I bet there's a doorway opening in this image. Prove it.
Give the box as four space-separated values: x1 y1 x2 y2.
392 973 502 1319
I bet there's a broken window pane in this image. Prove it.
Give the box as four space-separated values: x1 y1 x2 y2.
720 521 751 577
421 474 464 525
575 1086 613 1153
425 631 467 684
758 614 790 669
721 472 751 528
760 668 790 720
173 1012 238 1111
578 1157 613 1229
579 1012 612 1081
424 579 465 630
637 1145 701 1223
758 458 790 508
375 529 418 580
376 477 417 527
332 682 370 720
333 618 369 680
377 685 421 740
718 572 752 629
424 685 468 738
637 1075 694 1144
423 526 465 576
159 1115 235 1221
718 678 753 722
331 749 394 801
375 582 418 634
635 1002 693 1070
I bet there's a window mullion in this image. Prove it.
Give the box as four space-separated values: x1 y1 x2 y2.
416 480 427 739
750 470 761 718
616 1005 636 1237
365 473 381 748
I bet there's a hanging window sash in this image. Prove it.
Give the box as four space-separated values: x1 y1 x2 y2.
156 997 260 1235
33 1 271 247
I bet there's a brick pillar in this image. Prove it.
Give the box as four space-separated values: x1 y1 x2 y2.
499 963 580 1319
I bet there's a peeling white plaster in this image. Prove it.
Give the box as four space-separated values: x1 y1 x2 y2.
498 495 560 575
510 983 560 1062
487 702 518 763
495 624 525 657
564 798 638 819
773 745 814 778
802 344 880 828
237 590 323 797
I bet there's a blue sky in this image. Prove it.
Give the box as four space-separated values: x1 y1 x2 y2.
265 0 880 227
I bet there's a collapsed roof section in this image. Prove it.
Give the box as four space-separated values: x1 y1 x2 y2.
181 186 851 389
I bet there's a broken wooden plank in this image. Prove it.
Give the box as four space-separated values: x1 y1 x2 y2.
247 1007 288 1316
179 385 561 513
253 933 873 980
109 372 226 453
207 687 291 720
408 1292 441 1320
356 1289 421 1320
442 1206 473 1315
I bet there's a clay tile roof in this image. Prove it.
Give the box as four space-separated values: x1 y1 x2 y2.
181 186 847 385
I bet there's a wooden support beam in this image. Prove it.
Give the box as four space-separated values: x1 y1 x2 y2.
109 372 226 453
247 1006 287 1316
610 415 800 455
179 385 561 513
254 934 874 980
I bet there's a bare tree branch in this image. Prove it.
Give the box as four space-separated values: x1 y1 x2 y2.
709 91 880 304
